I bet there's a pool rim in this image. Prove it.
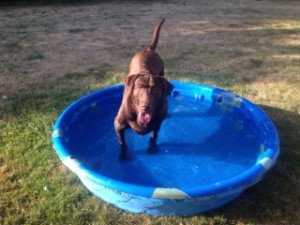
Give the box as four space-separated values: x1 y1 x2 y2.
52 81 280 200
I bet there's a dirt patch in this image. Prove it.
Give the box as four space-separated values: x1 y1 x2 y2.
0 0 299 96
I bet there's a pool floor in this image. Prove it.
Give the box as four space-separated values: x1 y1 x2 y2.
66 94 261 188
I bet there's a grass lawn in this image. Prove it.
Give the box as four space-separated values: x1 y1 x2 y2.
1 0 300 224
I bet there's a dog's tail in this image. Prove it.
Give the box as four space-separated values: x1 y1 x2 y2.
147 17 165 51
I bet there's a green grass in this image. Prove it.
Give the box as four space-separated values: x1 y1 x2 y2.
1 68 299 225
1 0 300 224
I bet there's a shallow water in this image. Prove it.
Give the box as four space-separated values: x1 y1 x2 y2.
67 93 261 188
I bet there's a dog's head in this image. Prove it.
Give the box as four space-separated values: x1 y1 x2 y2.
124 74 173 126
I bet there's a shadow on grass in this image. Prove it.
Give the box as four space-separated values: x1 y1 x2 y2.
0 64 121 119
0 80 90 121
205 104 300 224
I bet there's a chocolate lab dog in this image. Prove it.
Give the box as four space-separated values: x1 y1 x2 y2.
114 18 173 159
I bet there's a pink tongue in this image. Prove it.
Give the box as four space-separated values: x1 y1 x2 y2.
138 112 151 124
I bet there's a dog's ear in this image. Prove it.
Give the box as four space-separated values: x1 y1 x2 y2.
160 77 173 97
124 74 140 94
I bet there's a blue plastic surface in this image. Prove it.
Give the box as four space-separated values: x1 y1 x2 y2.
52 81 280 215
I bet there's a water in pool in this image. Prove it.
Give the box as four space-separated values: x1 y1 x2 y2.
67 93 261 188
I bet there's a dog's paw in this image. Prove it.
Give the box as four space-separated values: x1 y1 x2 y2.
147 140 159 154
119 149 131 161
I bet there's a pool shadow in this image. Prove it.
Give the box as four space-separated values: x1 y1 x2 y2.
200 104 300 224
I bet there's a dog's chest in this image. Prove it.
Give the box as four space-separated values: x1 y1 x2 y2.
128 120 153 135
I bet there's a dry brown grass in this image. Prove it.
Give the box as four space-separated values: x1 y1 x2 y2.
1 0 299 95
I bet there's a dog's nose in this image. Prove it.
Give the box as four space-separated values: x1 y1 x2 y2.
140 104 150 111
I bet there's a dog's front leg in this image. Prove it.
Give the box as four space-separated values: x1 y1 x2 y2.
114 120 130 160
118 129 131 160
148 128 159 153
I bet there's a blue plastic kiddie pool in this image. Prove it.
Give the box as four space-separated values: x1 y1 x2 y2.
52 81 279 216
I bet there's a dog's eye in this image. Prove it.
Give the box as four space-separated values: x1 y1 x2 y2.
136 85 145 89
151 86 160 93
